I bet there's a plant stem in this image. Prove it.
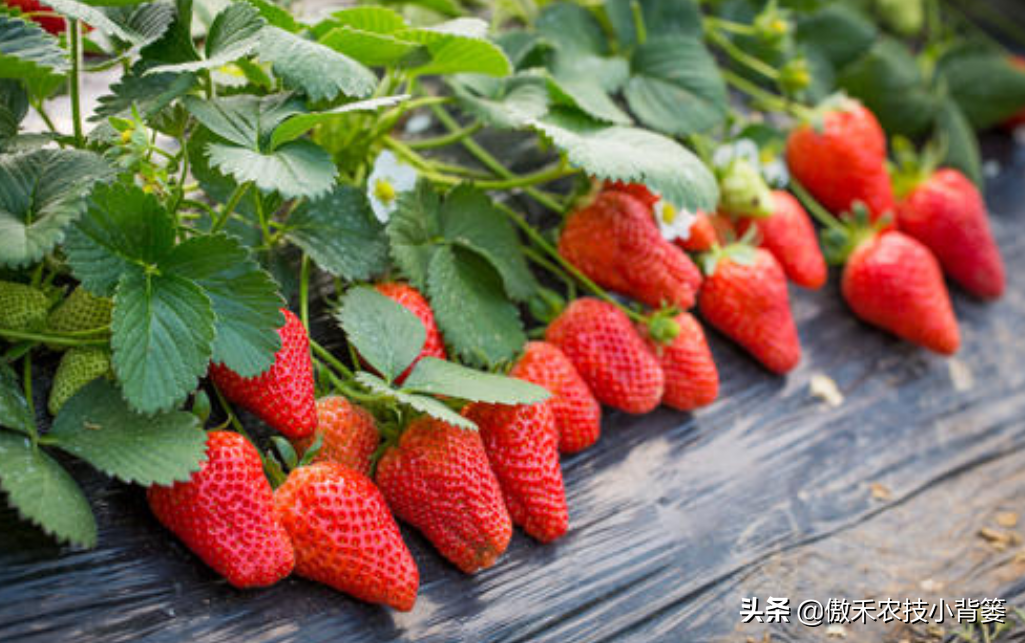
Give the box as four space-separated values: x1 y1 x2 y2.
706 25 779 82
32 100 60 137
310 339 354 379
472 162 576 190
721 69 813 120
211 382 254 444
210 182 250 233
69 19 84 146
0 328 108 347
254 189 271 245
704 15 758 36
407 122 483 150
789 179 845 231
22 354 38 445
299 254 311 332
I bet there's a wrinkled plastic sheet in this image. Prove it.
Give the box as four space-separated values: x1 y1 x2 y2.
3 135 1025 643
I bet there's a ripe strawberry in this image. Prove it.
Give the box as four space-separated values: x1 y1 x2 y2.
274 462 418 611
842 231 960 354
737 190 828 289
509 341 601 454
786 98 895 220
47 347 111 415
545 298 665 414
47 286 112 334
210 309 317 440
292 396 379 477
675 211 720 253
0 280 50 332
895 168 1005 300
559 191 703 310
375 282 446 379
640 313 719 411
147 431 295 589
375 417 512 574
698 245 801 374
464 399 568 543
601 180 659 208
5 0 67 35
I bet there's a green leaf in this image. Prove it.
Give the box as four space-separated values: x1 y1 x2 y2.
544 71 632 125
144 2 263 73
319 26 421 67
0 431 97 548
437 185 537 301
139 0 199 65
387 181 444 289
448 72 550 129
378 0 463 18
426 245 525 368
329 6 406 32
0 16 68 82
0 149 113 269
403 357 549 404
837 38 937 137
0 362 32 436
285 185 390 281
939 47 1025 130
355 371 475 429
535 3 607 56
531 108 719 212
259 26 377 101
936 98 982 186
162 234 284 377
49 379 207 485
605 0 703 48
269 95 409 149
64 182 176 296
111 270 215 414
337 286 425 383
625 35 728 136
796 3 877 69
99 1 176 50
183 93 303 149
45 0 167 47
207 139 337 200
241 0 299 33
93 66 195 124
397 19 511 77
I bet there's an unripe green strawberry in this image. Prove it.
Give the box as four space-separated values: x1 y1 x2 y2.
0 280 50 332
48 286 113 334
48 347 112 415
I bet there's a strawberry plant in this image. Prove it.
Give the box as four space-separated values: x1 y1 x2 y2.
0 0 1021 612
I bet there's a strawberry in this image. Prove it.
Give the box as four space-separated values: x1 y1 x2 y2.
601 180 660 208
895 168 1005 300
5 0 67 35
698 245 801 374
375 417 512 574
464 399 568 543
47 347 111 415
509 341 601 454
47 286 112 334
147 431 295 589
786 98 895 221
210 309 317 440
0 280 50 332
559 191 703 310
675 211 720 253
640 313 719 411
292 396 379 477
274 462 418 611
737 190 828 289
375 282 446 380
545 298 665 414
842 230 960 354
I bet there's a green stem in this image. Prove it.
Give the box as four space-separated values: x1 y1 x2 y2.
319 367 390 405
789 179 845 231
721 69 812 120
310 339 354 379
69 19 84 146
23 354 38 444
254 189 271 245
706 25 779 82
210 182 249 233
472 162 577 190
32 100 59 137
211 382 254 444
631 0 647 45
704 15 759 36
407 122 483 150
299 254 311 332
523 246 576 299
0 328 108 347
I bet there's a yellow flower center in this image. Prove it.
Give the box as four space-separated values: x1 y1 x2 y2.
374 178 397 205
660 202 677 224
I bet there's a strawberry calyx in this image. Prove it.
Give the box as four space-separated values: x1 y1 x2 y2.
265 432 324 488
820 202 889 266
801 93 860 134
889 135 941 200
528 287 566 324
698 238 759 277
645 309 681 345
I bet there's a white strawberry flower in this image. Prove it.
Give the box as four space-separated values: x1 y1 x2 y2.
367 150 417 224
654 199 698 243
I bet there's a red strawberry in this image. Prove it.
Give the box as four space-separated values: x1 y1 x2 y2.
737 190 828 289
274 462 418 611
375 417 512 574
640 313 719 411
545 298 665 414
786 99 895 221
509 341 601 454
895 168 1005 300
147 431 295 589
559 191 703 310
293 396 379 477
5 0 67 35
675 211 720 253
842 231 960 354
601 180 660 208
375 282 447 380
698 246 801 374
464 399 568 543
210 309 317 440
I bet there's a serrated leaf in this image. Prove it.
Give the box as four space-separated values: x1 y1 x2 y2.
338 286 425 383
0 16 67 82
545 70 632 125
330 6 405 32
378 0 462 18
403 357 549 404
0 431 97 547
162 234 284 377
285 185 389 281
99 1 176 50
145 1 262 73
936 98 982 186
241 0 299 33
259 26 376 101
495 29 550 69
138 0 199 65
531 108 718 212
46 0 161 46
64 183 176 296
535 3 606 56
49 379 207 485
207 139 337 200
387 181 445 289
318 26 420 67
796 3 877 69
0 362 32 436
625 35 728 136
397 19 511 77
269 94 409 149
939 47 1025 130
183 92 303 149
437 186 536 301
0 149 113 269
448 72 549 129
427 245 525 368
111 270 215 414
605 0 702 48
92 66 195 122
355 371 475 429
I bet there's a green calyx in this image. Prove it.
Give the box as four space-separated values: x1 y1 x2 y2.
889 136 941 200
528 287 566 324
698 239 758 277
820 202 887 266
718 158 773 219
646 310 681 345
